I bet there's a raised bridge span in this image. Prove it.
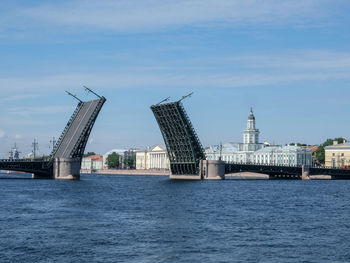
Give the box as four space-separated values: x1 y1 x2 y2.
0 94 106 179
151 97 350 180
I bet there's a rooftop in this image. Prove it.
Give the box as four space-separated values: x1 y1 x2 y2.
325 142 350 150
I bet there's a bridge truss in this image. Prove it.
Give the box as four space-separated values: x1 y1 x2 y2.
151 100 206 176
0 94 106 177
225 162 350 179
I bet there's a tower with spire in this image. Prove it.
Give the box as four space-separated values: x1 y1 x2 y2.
243 108 260 151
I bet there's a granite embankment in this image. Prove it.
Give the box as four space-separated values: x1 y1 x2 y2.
81 169 170 176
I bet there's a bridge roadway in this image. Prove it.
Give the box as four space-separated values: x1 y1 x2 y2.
0 95 106 179
53 99 100 159
225 162 350 179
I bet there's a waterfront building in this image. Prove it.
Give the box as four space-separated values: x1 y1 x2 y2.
136 145 170 170
103 148 136 169
252 145 312 166
205 108 312 166
81 155 103 171
325 140 350 168
206 108 264 163
103 149 127 169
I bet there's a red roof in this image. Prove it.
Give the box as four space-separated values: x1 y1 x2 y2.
84 155 103 161
306 146 318 152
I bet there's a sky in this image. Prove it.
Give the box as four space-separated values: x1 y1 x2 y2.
0 0 350 157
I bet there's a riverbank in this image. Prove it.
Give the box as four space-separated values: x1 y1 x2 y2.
81 169 170 176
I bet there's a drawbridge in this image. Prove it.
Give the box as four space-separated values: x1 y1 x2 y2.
151 95 206 178
151 95 350 180
0 90 106 179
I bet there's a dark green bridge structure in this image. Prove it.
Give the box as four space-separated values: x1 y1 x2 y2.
151 98 205 178
0 93 106 179
151 97 350 180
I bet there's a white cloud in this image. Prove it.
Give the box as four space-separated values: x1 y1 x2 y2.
15 134 22 139
0 130 5 138
0 49 349 93
1 0 344 35
7 105 75 116
1 94 41 102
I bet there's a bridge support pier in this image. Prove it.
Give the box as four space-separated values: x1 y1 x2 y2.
302 165 310 180
53 158 81 180
200 160 225 180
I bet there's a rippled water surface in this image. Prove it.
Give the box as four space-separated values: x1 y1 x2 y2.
0 173 349 262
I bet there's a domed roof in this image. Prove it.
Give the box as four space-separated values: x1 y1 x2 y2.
248 108 255 120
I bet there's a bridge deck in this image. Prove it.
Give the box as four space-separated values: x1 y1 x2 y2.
53 99 100 159
0 96 106 178
0 159 50 176
151 101 205 176
225 162 350 179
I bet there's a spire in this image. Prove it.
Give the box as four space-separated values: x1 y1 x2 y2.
248 107 255 120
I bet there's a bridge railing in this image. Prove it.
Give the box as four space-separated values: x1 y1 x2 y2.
0 158 47 163
47 101 84 162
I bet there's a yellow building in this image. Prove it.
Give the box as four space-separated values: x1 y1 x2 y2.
325 141 350 168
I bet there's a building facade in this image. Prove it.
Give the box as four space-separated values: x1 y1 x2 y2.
206 108 264 163
251 145 312 166
205 108 312 166
136 145 170 170
81 155 103 170
103 149 136 169
325 141 350 168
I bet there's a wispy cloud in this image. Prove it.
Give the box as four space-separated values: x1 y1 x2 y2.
1 94 41 102
0 0 344 37
0 49 349 93
7 105 75 117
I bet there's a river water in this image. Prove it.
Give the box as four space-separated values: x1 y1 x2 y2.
0 173 349 262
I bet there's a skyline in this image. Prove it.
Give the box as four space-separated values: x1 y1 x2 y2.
1 0 350 157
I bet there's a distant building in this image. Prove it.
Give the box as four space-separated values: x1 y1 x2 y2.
252 145 312 166
205 108 312 166
325 140 350 168
206 108 265 163
103 149 136 169
103 149 127 169
306 145 319 164
81 155 103 170
136 145 170 170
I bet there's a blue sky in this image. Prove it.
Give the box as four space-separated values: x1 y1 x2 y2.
1 0 350 157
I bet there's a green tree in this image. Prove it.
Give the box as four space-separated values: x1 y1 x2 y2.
126 155 136 169
84 152 96 157
315 138 346 164
107 152 120 168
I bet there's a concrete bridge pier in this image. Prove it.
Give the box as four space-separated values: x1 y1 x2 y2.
302 165 310 180
200 160 225 180
53 158 81 180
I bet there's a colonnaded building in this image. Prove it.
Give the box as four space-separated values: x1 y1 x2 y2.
205 109 312 166
136 145 170 170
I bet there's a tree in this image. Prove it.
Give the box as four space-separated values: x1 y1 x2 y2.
107 152 120 168
315 138 346 164
125 155 136 169
84 152 96 157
